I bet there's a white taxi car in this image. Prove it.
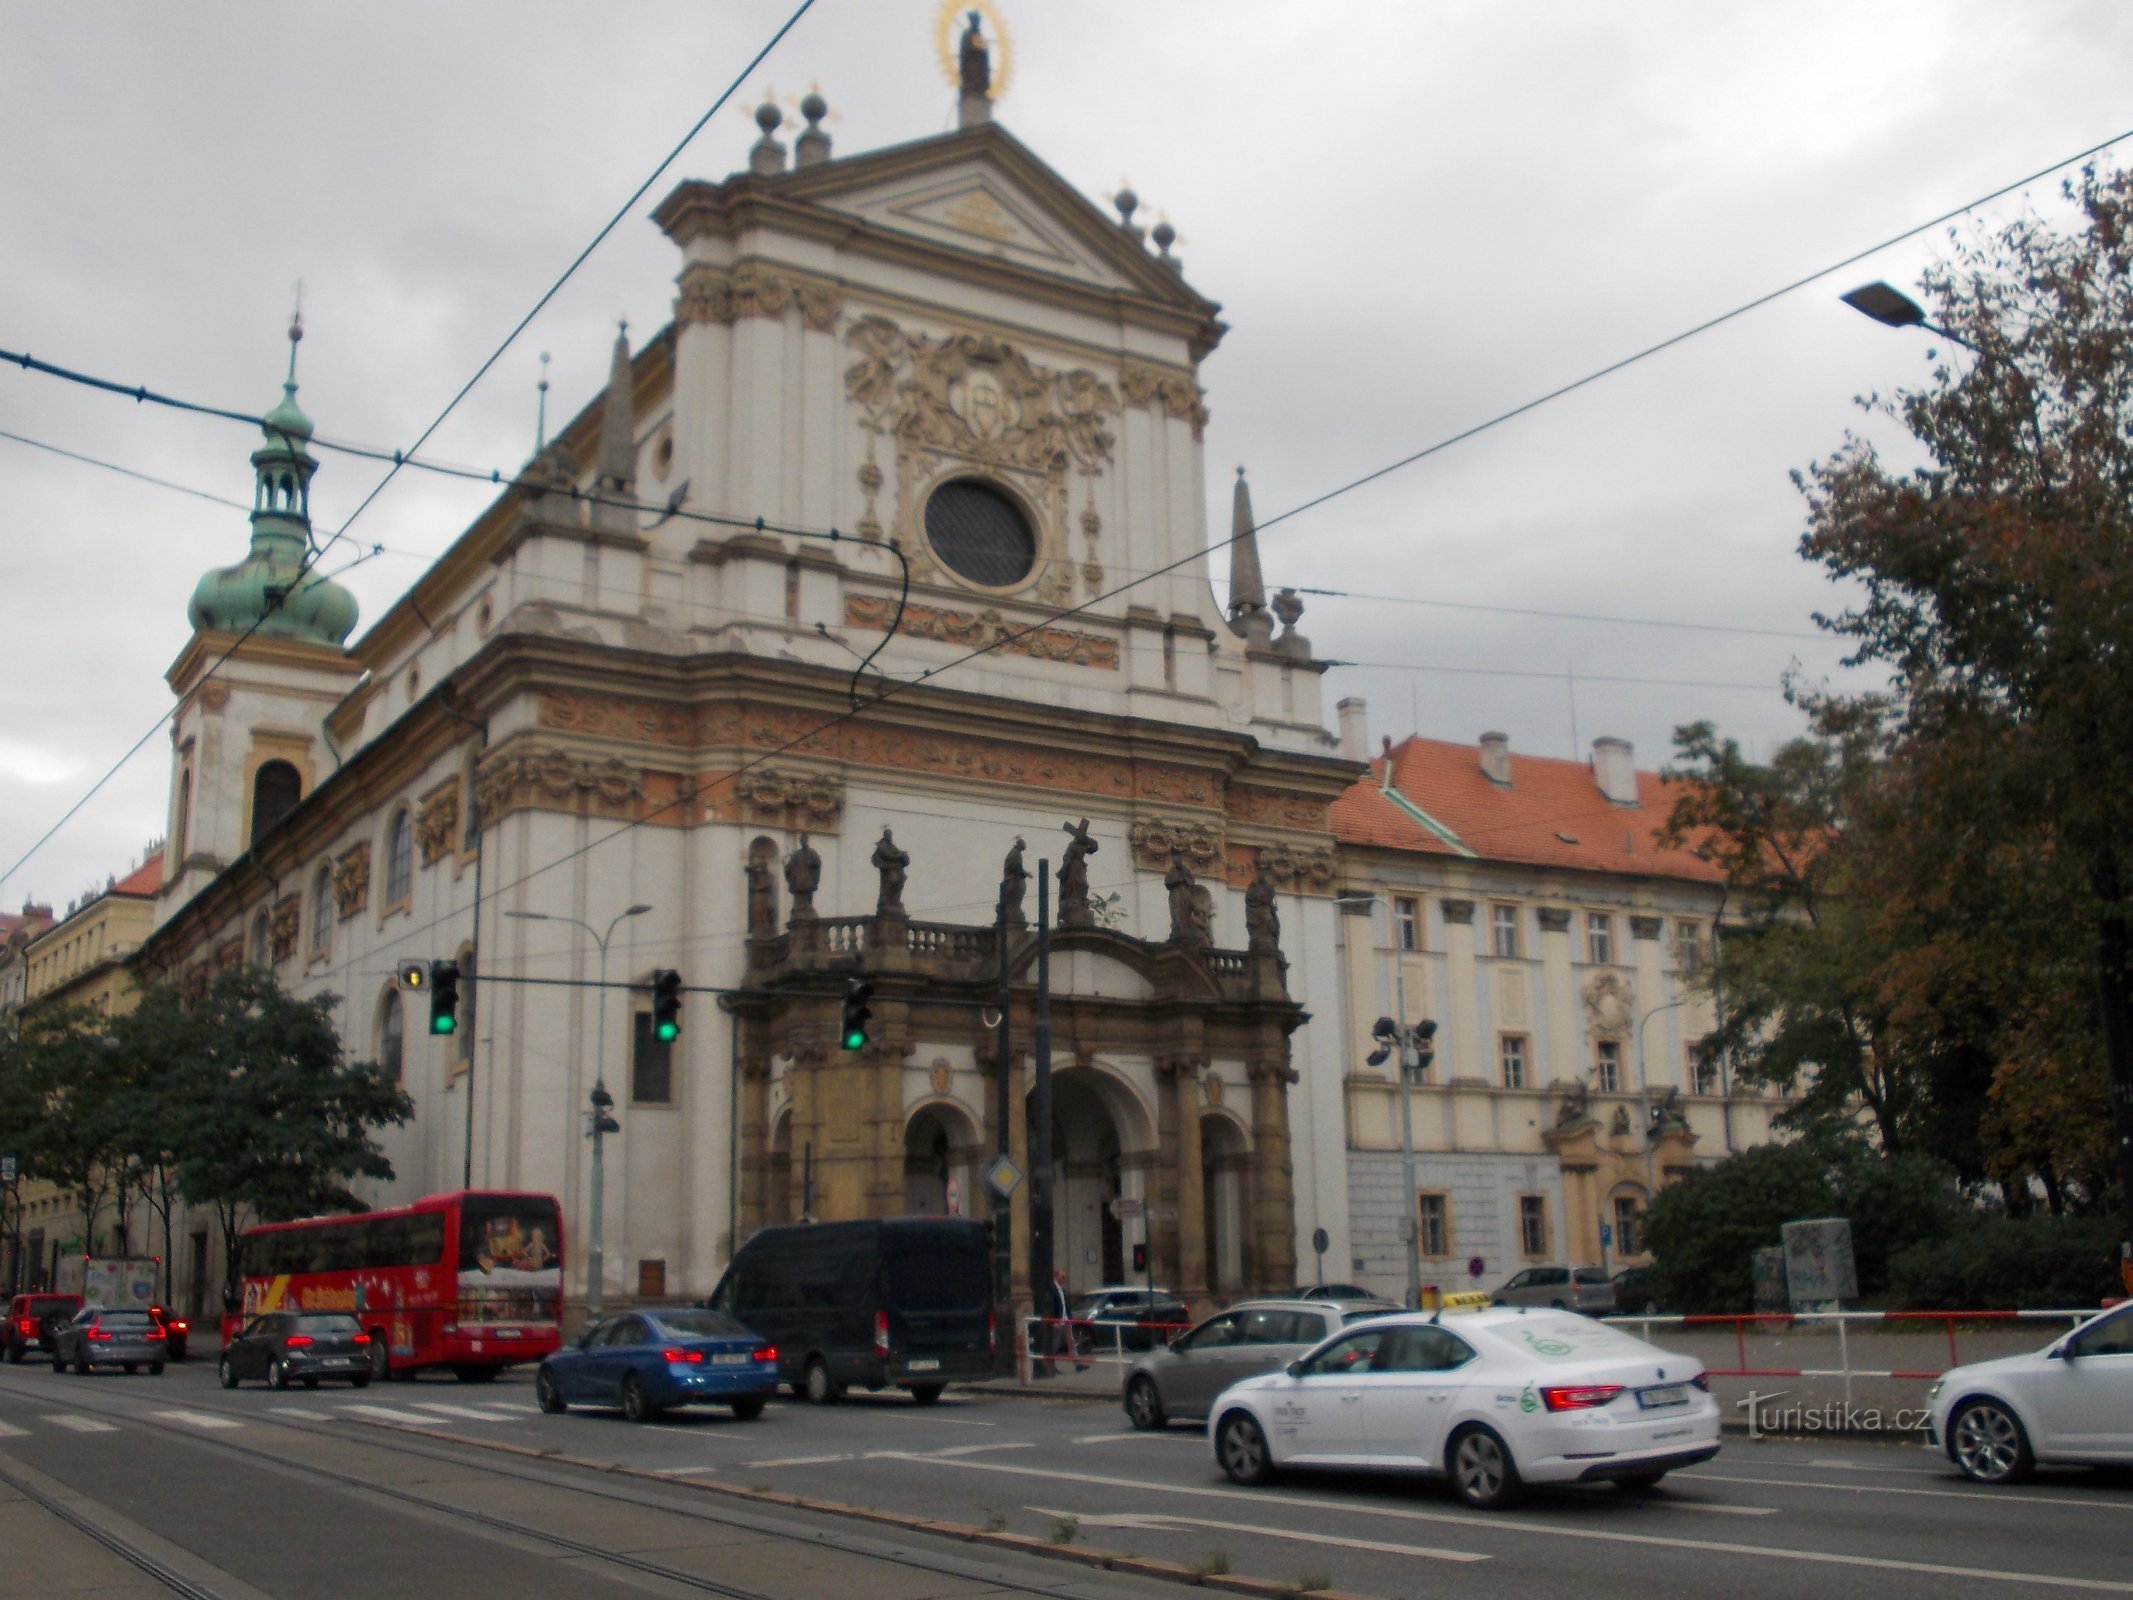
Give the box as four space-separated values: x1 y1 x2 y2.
1206 1306 1719 1509
1927 1300 2133 1483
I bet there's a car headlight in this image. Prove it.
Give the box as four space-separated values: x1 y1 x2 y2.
1925 1379 1943 1403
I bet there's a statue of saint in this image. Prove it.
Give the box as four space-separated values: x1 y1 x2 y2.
783 833 821 921
1000 836 1029 925
1165 852 1200 944
958 9 991 97
1555 1079 1593 1130
1244 869 1280 953
872 827 910 916
746 851 778 938
1058 818 1098 927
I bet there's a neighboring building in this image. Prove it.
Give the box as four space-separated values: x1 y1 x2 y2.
0 900 56 1018
1 898 56 1292
133 30 1358 1317
1327 703 1783 1299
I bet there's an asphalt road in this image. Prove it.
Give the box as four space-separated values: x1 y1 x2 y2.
3 1358 2128 1600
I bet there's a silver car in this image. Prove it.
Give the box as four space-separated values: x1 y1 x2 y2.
1123 1299 1394 1429
1490 1265 1616 1315
52 1306 168 1375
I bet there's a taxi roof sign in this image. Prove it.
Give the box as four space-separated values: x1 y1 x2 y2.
1438 1290 1493 1313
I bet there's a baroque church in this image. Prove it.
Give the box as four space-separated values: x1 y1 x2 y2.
138 19 1362 1314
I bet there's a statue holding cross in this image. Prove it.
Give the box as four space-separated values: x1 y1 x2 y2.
1058 817 1099 928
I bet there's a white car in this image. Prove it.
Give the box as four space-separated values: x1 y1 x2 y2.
1927 1301 2133 1484
1205 1307 1719 1509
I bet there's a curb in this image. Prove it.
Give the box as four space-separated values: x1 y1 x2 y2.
352 1413 1394 1600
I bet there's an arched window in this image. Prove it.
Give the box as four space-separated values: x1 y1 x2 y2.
385 809 413 905
310 865 334 955
378 988 404 1084
251 760 302 844
249 912 271 968
174 768 192 858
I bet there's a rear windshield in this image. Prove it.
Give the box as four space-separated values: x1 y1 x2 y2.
1573 1268 1611 1284
651 1310 749 1339
883 1240 990 1311
1343 1306 1398 1325
97 1311 153 1327
295 1314 361 1335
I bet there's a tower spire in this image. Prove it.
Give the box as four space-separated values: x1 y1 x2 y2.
597 321 635 494
1228 466 1270 640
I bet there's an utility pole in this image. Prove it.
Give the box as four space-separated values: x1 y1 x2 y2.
992 881 1013 1348
1030 861 1054 1324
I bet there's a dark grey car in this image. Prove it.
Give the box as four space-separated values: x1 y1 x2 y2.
52 1307 167 1375
1122 1299 1394 1429
218 1310 374 1390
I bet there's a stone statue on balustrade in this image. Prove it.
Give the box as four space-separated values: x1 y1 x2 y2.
1166 853 1210 948
1000 836 1029 928
783 834 821 922
1058 817 1099 928
872 827 910 916
746 849 779 938
1244 868 1280 954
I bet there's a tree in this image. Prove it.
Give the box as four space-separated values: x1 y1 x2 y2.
3 1002 134 1253
1799 163 2133 1253
144 969 414 1306
1643 1144 1835 1313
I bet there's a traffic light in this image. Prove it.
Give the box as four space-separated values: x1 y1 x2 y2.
651 969 683 1043
840 978 874 1051
396 959 428 994
1132 1242 1148 1273
427 961 460 1036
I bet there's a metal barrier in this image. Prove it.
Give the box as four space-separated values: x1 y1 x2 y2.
1019 1316 1192 1382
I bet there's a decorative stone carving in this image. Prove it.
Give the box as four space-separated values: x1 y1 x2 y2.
333 842 370 920
1440 898 1476 925
1629 914 1665 940
872 827 909 916
845 595 1119 669
414 783 461 865
1253 841 1336 892
1245 871 1280 955
269 898 301 963
538 692 694 747
214 937 244 973
1164 853 1207 947
475 747 645 823
1226 785 1329 831
746 844 779 939
1582 971 1635 1037
1000 837 1029 928
1204 1074 1225 1107
1536 907 1573 932
196 681 231 713
1119 362 1210 439
1128 814 1223 871
1057 817 1099 929
1611 1106 1633 1137
1554 1079 1592 1129
784 834 822 921
676 260 843 330
1651 1085 1690 1134
734 767 845 829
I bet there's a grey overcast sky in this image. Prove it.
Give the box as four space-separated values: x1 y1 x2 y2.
3 0 2129 910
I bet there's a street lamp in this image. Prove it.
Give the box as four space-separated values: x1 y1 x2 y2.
1368 993 1438 1311
505 902 650 1317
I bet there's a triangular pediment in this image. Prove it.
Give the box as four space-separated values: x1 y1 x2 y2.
832 165 1131 286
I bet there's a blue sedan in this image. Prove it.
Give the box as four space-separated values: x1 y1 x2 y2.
536 1308 778 1422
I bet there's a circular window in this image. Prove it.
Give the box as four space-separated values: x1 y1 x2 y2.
924 480 1036 587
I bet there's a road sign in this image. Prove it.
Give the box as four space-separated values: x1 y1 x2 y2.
1108 1196 1145 1220
1467 1255 1486 1279
1311 1227 1330 1256
1146 1205 1178 1223
983 1153 1023 1202
1599 1223 1613 1248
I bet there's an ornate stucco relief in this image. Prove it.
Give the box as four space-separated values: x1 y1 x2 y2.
1129 814 1224 871
415 782 461 866
844 595 1119 669
1119 362 1209 440
333 842 370 921
476 747 646 824
732 767 845 830
1582 972 1635 1037
269 898 301 963
676 260 843 331
1253 841 1337 892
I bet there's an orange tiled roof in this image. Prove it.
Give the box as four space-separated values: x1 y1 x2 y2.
111 851 165 897
1329 737 1721 885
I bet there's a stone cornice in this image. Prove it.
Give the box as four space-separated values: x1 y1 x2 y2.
165 629 365 699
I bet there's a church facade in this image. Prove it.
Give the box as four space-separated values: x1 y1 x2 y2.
136 33 1361 1317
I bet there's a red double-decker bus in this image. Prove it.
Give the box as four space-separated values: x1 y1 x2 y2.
231 1190 561 1380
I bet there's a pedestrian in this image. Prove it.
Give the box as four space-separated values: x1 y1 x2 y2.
1042 1267 1073 1377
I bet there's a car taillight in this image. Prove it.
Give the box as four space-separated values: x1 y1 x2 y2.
16 1318 33 1334
663 1348 705 1364
145 1327 165 1341
1540 1384 1623 1412
1690 1372 1710 1392
169 1319 188 1333
284 1335 314 1349
86 1327 111 1342
352 1333 371 1346
873 1309 890 1358
751 1346 777 1363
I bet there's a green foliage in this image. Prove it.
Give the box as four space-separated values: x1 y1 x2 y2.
1888 1212 2123 1310
1644 1145 1836 1314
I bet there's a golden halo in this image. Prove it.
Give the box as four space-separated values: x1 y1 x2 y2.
934 0 1014 103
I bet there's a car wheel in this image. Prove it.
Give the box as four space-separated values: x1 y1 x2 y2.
268 1358 290 1392
1126 1377 1167 1431
621 1373 658 1424
1550 1299 1566 1310
1216 1411 1275 1486
1951 1398 2034 1485
148 1363 164 1377
351 1372 371 1389
730 1396 767 1421
4 1339 21 1364
218 1356 239 1390
910 1384 944 1405
803 1357 839 1406
1450 1425 1524 1510
536 1369 567 1414
366 1336 389 1381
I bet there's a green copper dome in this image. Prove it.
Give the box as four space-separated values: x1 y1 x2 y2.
187 326 357 647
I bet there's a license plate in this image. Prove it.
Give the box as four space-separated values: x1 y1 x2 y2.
1637 1384 1691 1409
494 1329 521 1339
907 1358 940 1372
712 1353 748 1366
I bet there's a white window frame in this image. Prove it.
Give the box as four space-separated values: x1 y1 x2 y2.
1586 911 1613 965
1491 903 1520 959
1595 1039 1621 1093
1393 896 1421 952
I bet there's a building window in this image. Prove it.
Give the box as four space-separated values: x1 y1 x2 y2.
1613 1196 1644 1258
1585 911 1613 965
1692 1049 1719 1095
310 867 333 956
1491 904 1520 959
1499 1034 1527 1090
1594 1039 1621 1093
385 810 413 905
1675 920 1703 971
175 767 192 859
637 1259 667 1298
249 913 271 969
1393 896 1420 952
378 989 404 1084
1518 1194 1548 1257
1416 1192 1451 1258
250 760 302 845
631 1012 673 1105
923 479 1036 587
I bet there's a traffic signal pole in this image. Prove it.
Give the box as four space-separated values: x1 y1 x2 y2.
993 882 1013 1360
1030 861 1054 1342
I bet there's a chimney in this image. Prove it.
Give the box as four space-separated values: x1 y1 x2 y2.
1338 697 1369 761
1592 737 1638 805
1479 731 1511 786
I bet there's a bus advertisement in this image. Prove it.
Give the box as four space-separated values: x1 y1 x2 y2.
232 1190 561 1378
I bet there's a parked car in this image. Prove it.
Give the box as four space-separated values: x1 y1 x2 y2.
1124 1298 1396 1430
52 1306 167 1375
1290 1283 1396 1306
1068 1287 1193 1353
1491 1265 1616 1315
148 1305 190 1362
1927 1301 2133 1483
706 1216 995 1404
1610 1267 1661 1316
218 1310 373 1390
1207 1306 1719 1509
4 1293 84 1363
538 1307 779 1423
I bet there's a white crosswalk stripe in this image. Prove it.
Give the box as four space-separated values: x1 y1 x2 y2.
408 1402 518 1423
153 1409 245 1431
337 1403 440 1425
476 1402 524 1415
0 1420 26 1437
44 1414 118 1433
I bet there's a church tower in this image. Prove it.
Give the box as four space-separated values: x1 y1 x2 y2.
160 315 364 921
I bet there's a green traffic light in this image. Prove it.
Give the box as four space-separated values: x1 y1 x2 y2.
842 1027 866 1050
431 1015 456 1036
656 1019 679 1043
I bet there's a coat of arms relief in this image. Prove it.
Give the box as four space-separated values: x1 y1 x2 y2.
843 315 1117 601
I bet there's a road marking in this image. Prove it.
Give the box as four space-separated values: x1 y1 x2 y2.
1074 1431 1196 1445
476 1402 525 1415
43 1414 118 1433
929 1442 1034 1458
1805 1458 1945 1477
1682 1472 2133 1512
661 1465 718 1476
744 1452 867 1467
1028 1504 1487 1564
742 1440 1034 1469
274 1408 332 1420
0 1421 25 1437
153 1410 245 1431
904 1456 2133 1592
409 1402 519 1422
338 1403 445 1426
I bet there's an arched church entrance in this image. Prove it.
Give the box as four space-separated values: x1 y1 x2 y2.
1038 1064 1154 1296
1200 1111 1252 1299
766 1106 793 1226
903 1099 984 1215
